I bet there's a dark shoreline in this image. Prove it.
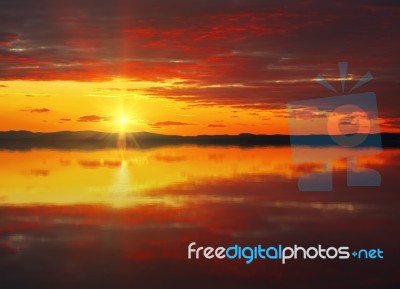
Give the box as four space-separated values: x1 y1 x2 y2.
0 131 399 150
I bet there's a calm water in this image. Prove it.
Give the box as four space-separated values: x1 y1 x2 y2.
0 146 399 288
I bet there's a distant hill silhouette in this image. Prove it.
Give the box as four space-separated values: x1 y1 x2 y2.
0 131 399 150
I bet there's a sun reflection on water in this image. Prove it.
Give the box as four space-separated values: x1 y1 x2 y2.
0 146 392 207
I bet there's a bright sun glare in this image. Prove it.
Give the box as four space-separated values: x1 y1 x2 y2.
118 115 128 133
119 115 127 125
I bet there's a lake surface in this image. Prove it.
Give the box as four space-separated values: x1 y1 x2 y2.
0 146 399 288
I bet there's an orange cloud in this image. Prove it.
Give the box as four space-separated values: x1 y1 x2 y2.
77 115 112 122
27 169 50 176
149 121 195 127
21 108 50 113
208 124 226 128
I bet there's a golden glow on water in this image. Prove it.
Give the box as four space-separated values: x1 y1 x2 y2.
0 146 391 207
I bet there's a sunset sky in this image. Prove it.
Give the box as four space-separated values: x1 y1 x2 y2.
0 0 399 135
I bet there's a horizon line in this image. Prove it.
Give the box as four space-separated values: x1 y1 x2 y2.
0 130 397 137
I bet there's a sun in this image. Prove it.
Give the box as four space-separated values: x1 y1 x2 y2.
117 115 129 133
119 115 127 125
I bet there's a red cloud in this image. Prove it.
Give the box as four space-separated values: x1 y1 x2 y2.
208 124 226 128
0 32 18 46
0 1 398 130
